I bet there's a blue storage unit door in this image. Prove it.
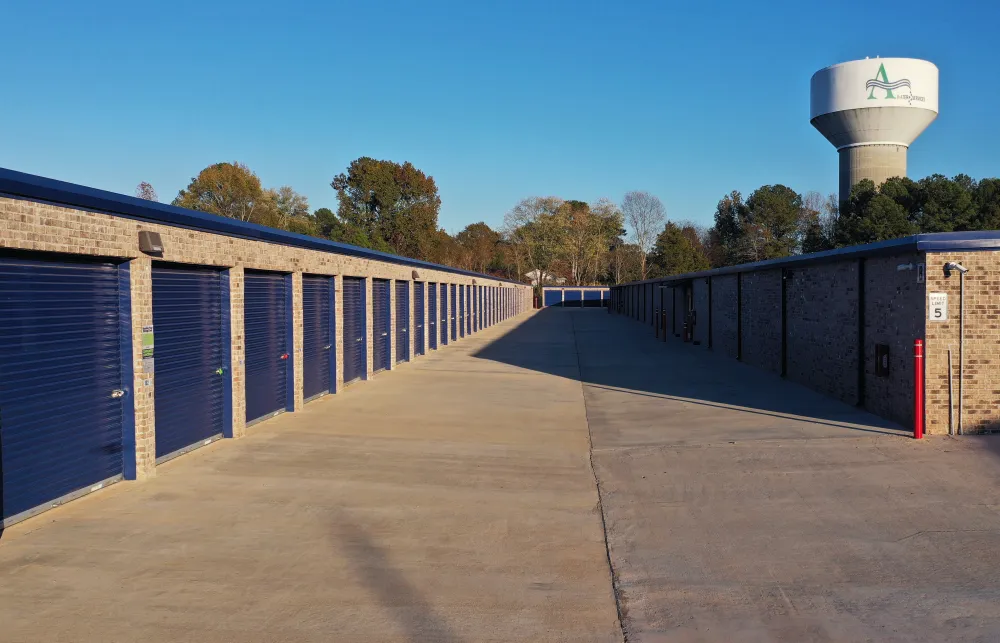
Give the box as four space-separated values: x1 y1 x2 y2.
543 289 562 307
479 286 484 328
450 284 457 341
302 275 332 401
414 283 426 356
564 289 582 307
466 285 472 334
244 271 288 424
440 283 449 345
428 283 438 349
342 277 365 384
395 281 409 363
472 286 479 332
373 279 390 373
583 289 601 308
458 285 465 338
151 264 225 460
0 254 125 525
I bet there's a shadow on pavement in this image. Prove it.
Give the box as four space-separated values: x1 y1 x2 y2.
474 308 907 436
333 511 463 643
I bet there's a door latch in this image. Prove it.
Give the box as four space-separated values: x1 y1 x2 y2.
215 367 227 375
323 344 332 350
111 389 126 399
280 353 289 360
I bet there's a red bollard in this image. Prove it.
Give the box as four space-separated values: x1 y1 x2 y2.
914 339 924 439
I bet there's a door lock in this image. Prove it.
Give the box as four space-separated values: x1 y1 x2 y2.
111 389 126 399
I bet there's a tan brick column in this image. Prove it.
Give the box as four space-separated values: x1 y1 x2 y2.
229 266 247 439
408 280 415 359
129 256 156 480
334 274 344 392
388 279 397 370
291 271 304 410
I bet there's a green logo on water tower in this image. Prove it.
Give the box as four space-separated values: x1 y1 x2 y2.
866 63 911 100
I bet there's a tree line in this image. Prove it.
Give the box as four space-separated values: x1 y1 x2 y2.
138 160 1000 286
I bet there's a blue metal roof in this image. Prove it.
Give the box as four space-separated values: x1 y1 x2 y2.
613 231 1000 288
0 167 523 284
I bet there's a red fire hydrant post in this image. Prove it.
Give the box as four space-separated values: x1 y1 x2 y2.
914 339 925 439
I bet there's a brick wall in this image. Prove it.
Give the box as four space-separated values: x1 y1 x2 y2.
739 269 782 375
924 251 1000 434
863 253 925 429
1 195 530 480
785 261 860 405
710 274 739 359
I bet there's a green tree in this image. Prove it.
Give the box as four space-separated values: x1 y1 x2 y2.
331 157 441 259
313 207 385 250
173 162 267 222
503 196 565 285
745 184 802 259
916 174 977 232
455 222 501 274
834 179 916 245
712 190 751 265
973 178 1000 230
648 222 710 276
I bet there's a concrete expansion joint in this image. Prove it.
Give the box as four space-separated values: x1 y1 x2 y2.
568 312 630 643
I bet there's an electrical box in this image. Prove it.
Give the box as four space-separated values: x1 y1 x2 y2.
875 344 890 377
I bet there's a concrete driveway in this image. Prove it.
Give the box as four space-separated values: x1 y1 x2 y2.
3 308 1000 643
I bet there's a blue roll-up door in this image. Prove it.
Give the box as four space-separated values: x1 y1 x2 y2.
472 286 479 332
564 289 583 307
1 254 125 525
244 271 288 424
342 277 365 384
602 289 609 307
450 284 457 341
583 289 601 308
395 281 409 363
302 275 332 401
479 286 485 328
466 285 472 335
440 284 449 346
373 279 390 373
414 283 425 356
543 289 562 307
458 285 465 338
151 264 225 460
428 283 438 350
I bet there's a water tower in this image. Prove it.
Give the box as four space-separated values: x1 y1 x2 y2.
810 58 939 202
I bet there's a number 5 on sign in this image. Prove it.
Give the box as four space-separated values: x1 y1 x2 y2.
928 292 948 321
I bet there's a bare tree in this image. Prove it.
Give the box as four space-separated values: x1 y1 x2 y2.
622 191 665 279
135 181 158 202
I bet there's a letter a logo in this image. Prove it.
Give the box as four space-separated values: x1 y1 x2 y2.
866 63 910 100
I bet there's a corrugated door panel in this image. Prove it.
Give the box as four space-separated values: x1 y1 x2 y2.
450 284 457 341
342 277 365 384
479 286 484 328
302 275 332 401
428 283 438 350
151 265 224 459
543 290 561 307
583 289 601 308
372 279 390 373
414 283 425 356
466 285 472 335
244 271 287 423
395 281 408 363
440 284 449 346
458 285 465 338
0 255 124 523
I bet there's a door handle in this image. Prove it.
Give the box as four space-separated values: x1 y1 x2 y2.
323 345 331 350
280 353 289 360
356 337 363 342
380 332 388 337
215 367 227 375
111 389 126 399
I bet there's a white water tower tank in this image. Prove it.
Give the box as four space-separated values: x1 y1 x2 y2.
810 58 939 202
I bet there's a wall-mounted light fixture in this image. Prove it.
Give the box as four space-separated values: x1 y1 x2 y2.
138 230 163 256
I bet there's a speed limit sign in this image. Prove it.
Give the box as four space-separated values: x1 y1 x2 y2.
928 292 948 321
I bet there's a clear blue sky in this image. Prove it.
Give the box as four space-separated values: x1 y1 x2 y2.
2 0 997 233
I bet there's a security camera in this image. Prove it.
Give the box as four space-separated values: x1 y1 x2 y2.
944 262 969 276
